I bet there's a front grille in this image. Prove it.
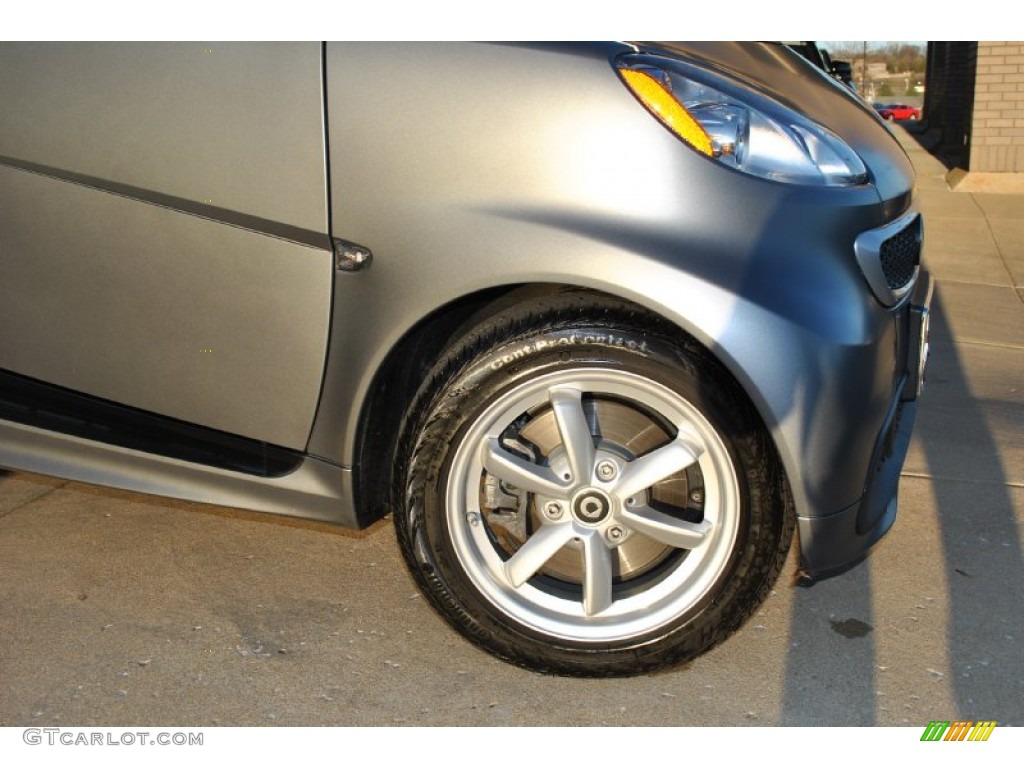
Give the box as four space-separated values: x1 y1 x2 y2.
879 217 921 290
854 211 923 306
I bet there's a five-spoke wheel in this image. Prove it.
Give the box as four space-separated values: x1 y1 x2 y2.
395 292 792 675
447 370 740 642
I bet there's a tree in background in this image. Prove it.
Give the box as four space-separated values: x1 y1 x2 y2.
884 43 926 74
824 41 926 76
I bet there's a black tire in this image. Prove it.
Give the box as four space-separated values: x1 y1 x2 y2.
393 291 793 676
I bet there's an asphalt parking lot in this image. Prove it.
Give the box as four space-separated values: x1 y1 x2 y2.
1 126 1021 727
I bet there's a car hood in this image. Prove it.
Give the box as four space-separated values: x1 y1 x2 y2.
634 41 916 205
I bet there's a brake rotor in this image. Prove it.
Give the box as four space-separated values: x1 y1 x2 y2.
480 395 705 584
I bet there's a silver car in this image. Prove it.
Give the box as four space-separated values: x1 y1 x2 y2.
0 42 931 675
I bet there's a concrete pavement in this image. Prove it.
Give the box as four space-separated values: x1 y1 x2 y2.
0 126 1021 727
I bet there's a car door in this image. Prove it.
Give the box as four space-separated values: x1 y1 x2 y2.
0 43 333 449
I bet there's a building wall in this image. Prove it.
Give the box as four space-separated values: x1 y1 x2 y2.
969 42 1024 172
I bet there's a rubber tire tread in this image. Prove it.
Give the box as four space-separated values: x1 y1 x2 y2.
392 289 794 677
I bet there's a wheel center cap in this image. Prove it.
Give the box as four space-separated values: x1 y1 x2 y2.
571 488 612 525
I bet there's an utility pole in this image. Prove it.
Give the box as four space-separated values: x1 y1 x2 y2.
862 41 868 93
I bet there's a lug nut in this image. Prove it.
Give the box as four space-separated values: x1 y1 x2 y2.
605 526 624 543
543 502 563 520
596 460 618 481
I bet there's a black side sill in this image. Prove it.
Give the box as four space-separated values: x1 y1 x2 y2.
0 369 303 478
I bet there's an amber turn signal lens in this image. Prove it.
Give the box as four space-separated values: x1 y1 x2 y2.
619 68 713 157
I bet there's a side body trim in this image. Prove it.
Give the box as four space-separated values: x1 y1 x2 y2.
0 154 330 250
0 419 357 526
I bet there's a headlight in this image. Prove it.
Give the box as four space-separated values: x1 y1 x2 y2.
617 55 868 187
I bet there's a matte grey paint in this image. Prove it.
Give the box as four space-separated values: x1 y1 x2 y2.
0 42 926 574
0 43 333 448
312 42 917 523
0 166 332 448
0 42 328 234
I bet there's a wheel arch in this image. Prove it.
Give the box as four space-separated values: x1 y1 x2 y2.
345 281 798 532
348 283 531 527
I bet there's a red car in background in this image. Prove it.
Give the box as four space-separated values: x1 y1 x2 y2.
874 103 921 121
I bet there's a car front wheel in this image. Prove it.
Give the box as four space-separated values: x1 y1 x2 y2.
394 291 793 676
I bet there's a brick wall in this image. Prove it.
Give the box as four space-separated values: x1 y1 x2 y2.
969 41 1024 172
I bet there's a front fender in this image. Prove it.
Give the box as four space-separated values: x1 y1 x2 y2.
310 42 907 522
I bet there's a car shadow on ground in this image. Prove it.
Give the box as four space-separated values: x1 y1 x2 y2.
912 291 1024 722
778 289 1023 725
